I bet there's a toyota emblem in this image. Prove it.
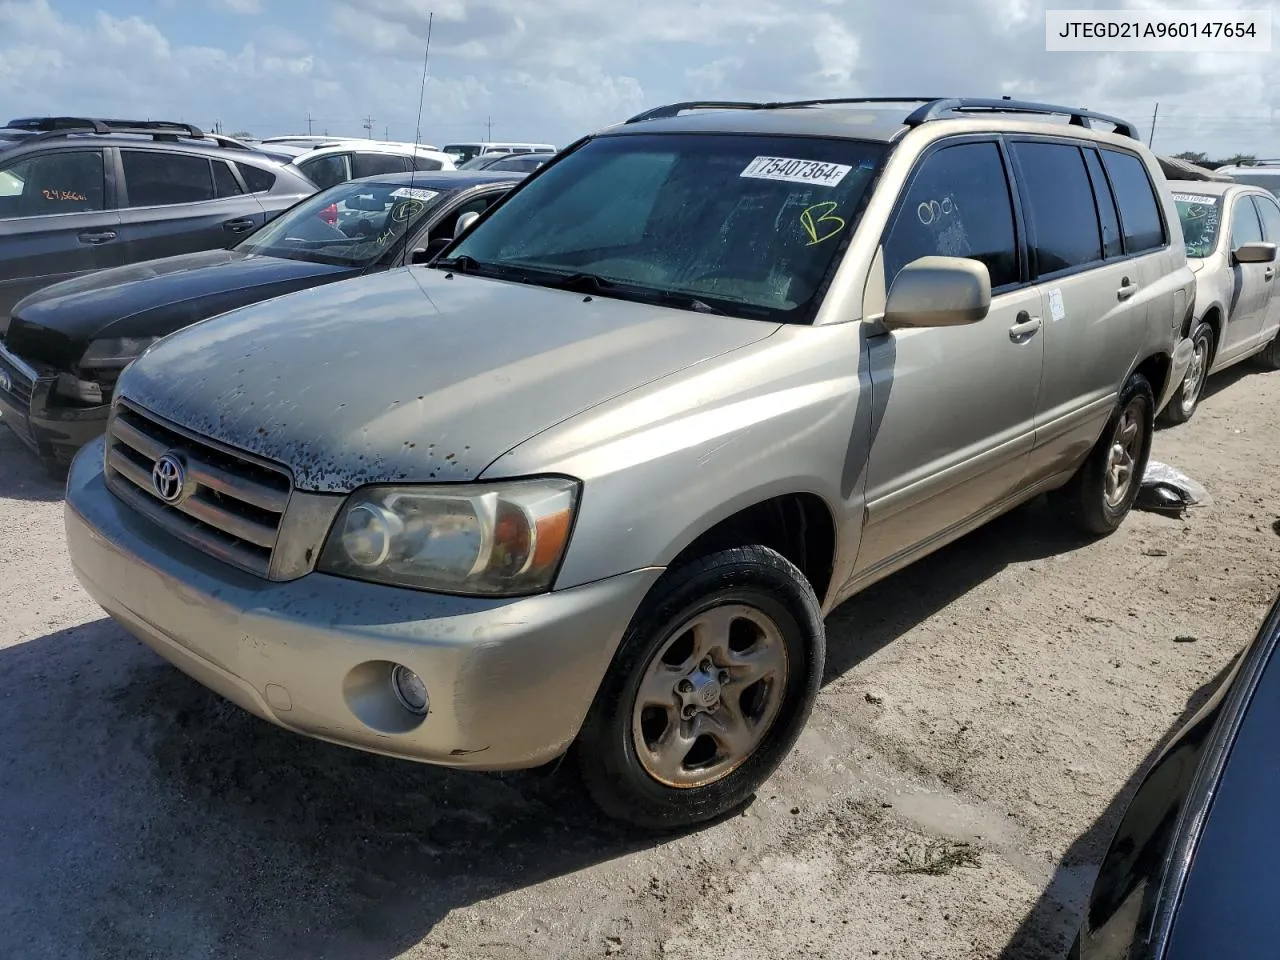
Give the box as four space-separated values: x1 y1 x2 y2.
150 452 188 504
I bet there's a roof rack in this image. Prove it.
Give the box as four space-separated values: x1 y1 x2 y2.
1 116 256 150
1230 158 1280 167
622 96 1139 140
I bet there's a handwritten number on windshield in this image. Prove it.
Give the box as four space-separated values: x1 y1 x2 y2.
800 201 845 246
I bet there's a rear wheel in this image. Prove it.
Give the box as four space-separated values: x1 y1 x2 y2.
575 545 824 830
1256 329 1280 370
1051 372 1154 536
1159 321 1212 426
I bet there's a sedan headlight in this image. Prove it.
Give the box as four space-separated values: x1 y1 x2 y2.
317 477 579 596
79 336 159 370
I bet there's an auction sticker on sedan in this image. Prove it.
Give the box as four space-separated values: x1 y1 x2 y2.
740 156 852 187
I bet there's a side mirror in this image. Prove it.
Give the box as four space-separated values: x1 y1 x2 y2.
453 210 480 239
412 237 452 264
883 256 991 330
1232 241 1277 264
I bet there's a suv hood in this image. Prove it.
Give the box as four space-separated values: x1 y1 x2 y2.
117 267 780 491
7 250 356 366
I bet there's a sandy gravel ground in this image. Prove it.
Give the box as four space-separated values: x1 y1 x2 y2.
2 363 1278 960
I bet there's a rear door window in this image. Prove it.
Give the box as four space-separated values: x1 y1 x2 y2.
412 155 443 172
212 160 244 197
1010 141 1103 276
0 150 106 217
884 140 1020 288
352 152 410 178
1101 149 1166 253
122 151 216 207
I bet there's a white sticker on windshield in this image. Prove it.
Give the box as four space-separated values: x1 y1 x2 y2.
390 187 439 201
1171 192 1217 204
740 156 852 187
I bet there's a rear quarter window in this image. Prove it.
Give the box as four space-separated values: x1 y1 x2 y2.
237 162 278 193
1101 149 1166 253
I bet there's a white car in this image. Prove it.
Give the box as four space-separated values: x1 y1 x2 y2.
442 141 557 164
288 142 456 189
1162 179 1280 423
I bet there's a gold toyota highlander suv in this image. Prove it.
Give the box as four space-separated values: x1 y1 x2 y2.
64 97 1196 828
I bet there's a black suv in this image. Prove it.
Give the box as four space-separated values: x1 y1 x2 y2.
0 117 316 331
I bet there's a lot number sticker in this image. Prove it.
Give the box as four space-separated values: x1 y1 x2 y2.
1171 192 1217 204
740 156 852 187
390 187 439 201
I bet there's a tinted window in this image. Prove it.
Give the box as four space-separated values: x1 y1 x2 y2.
1102 149 1165 252
489 155 546 172
212 160 243 197
1010 141 1101 275
122 151 216 206
452 133 885 322
884 141 1019 288
352 152 410 178
1251 194 1280 244
412 156 443 172
237 162 277 193
299 154 349 189
1083 149 1123 258
1230 195 1264 247
0 150 105 218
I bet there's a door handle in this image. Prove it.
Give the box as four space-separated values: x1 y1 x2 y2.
222 217 255 233
1117 277 1139 300
1009 312 1042 341
1266 268 1275 281
77 229 117 245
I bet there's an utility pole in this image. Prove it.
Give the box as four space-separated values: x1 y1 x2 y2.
307 111 313 135
385 125 389 140
1148 102 1159 148
362 115 375 138
487 115 492 140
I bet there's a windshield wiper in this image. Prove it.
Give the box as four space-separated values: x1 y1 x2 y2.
545 271 726 315
434 254 485 274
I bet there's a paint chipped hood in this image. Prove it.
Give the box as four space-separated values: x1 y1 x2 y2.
115 266 779 491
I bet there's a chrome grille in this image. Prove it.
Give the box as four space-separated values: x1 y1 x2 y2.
0 343 36 407
104 399 293 578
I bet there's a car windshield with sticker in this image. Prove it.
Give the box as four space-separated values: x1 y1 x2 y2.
237 178 445 267
445 133 886 322
1172 193 1222 259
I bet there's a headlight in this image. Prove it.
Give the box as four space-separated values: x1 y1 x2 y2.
317 477 579 596
79 336 159 370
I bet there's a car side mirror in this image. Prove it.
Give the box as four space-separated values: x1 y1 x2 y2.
883 256 992 330
453 211 480 239
412 237 452 264
1232 241 1277 264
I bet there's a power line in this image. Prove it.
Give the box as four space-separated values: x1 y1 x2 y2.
361 114 375 138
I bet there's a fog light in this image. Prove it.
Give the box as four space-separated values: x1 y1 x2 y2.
391 664 429 715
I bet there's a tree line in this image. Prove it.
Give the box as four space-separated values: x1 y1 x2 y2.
1173 151 1264 170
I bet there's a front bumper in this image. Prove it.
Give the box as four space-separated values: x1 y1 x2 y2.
65 437 661 769
1158 335 1196 414
0 344 107 465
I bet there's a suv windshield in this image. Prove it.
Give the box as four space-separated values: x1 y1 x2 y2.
444 133 885 321
237 179 445 266
1173 192 1222 259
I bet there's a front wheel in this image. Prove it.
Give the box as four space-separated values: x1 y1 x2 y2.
1051 372 1154 536
574 545 824 830
1159 321 1212 426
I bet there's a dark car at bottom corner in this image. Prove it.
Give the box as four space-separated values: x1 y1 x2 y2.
0 169 522 470
1070 589 1280 960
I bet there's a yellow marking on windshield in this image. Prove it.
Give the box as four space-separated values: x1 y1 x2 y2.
800 201 845 246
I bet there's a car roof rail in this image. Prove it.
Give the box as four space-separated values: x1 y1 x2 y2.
622 96 1139 140
2 116 231 146
1231 158 1280 167
903 98 1139 139
622 98 944 125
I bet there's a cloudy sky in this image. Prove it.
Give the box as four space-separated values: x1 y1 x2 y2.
0 0 1277 158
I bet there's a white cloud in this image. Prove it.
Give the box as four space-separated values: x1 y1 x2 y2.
0 0 1277 155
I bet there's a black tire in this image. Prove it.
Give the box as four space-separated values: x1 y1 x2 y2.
1159 321 1212 426
574 545 824 830
1051 372 1154 537
1257 330 1280 370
